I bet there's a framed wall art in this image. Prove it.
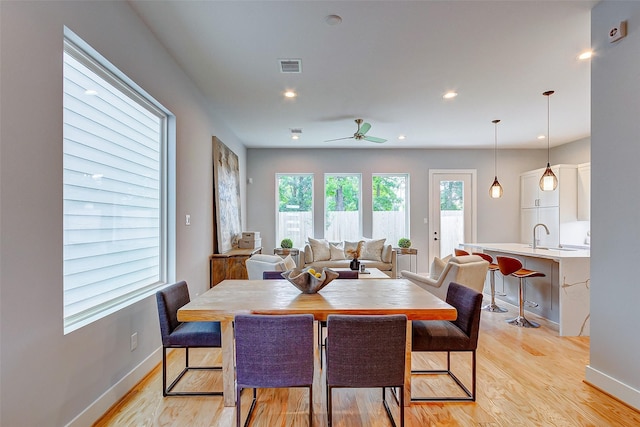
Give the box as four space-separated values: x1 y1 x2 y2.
212 137 241 253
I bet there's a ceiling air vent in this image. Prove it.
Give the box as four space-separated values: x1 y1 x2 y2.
279 59 302 73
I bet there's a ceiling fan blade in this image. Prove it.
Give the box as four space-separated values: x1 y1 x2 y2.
324 136 354 142
359 122 371 135
364 136 387 143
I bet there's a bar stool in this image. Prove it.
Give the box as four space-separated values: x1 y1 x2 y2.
454 249 469 256
496 256 545 328
472 252 507 313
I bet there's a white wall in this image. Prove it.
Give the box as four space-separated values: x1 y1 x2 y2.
0 1 245 425
552 136 590 165
587 2 640 410
246 147 566 263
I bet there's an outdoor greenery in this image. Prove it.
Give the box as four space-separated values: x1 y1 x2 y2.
373 175 405 211
277 173 408 244
278 175 313 212
325 175 360 211
440 180 464 210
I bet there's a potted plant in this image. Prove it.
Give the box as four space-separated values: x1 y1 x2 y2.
398 238 412 249
280 238 293 249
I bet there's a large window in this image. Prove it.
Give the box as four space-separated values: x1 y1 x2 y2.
63 33 172 333
372 174 409 245
276 174 313 249
324 174 362 241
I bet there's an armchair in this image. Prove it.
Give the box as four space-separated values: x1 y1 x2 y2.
245 254 292 280
401 255 489 300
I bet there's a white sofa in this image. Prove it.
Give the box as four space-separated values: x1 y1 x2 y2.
300 238 397 278
401 255 489 300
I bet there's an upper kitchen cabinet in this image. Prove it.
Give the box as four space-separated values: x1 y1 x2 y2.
520 165 578 247
577 163 591 221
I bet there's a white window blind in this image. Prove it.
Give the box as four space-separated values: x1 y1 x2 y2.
63 38 168 333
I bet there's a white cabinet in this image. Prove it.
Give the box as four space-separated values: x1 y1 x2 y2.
520 165 577 247
520 168 560 208
577 163 591 221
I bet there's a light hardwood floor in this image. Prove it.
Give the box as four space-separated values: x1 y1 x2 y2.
94 297 640 427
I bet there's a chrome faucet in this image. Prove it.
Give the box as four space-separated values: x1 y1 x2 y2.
533 223 550 249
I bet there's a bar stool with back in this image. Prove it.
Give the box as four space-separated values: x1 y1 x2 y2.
473 252 507 313
496 256 545 328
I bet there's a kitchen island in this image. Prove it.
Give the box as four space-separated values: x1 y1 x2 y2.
461 243 590 336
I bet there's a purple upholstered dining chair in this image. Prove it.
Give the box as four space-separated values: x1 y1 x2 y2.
262 270 286 279
411 281 483 401
156 281 222 396
234 314 315 427
315 269 359 366
325 314 407 427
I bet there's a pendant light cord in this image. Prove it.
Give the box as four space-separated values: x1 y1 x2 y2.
543 90 554 164
492 119 500 177
495 122 498 176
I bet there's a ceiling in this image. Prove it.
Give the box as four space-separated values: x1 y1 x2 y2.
128 0 595 150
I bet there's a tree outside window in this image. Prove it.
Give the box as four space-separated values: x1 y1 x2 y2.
324 174 361 241
276 174 313 248
372 174 409 245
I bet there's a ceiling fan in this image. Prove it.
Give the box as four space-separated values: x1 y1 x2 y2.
325 119 387 143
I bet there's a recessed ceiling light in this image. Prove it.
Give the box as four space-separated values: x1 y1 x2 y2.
325 14 342 25
84 89 98 96
443 91 458 99
578 50 593 60
284 90 297 98
398 135 406 140
538 135 546 140
290 128 302 140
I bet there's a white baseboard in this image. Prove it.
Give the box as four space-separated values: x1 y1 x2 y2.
585 364 640 411
65 347 162 427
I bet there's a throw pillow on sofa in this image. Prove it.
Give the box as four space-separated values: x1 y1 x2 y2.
308 237 331 261
329 243 346 260
361 238 386 261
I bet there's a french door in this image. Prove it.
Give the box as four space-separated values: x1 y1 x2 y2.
428 170 477 263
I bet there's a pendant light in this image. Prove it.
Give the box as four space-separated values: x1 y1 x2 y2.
489 119 503 198
539 90 558 191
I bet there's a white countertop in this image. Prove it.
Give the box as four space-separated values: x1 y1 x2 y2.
462 243 590 260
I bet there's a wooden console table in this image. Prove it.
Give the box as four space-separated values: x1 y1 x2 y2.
209 247 261 287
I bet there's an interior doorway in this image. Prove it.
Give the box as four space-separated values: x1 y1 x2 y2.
428 170 477 264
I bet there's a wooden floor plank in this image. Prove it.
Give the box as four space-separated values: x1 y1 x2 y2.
93 297 640 426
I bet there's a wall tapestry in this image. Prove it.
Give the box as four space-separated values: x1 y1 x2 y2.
212 137 241 253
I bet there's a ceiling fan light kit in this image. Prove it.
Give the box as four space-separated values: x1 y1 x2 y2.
540 90 558 191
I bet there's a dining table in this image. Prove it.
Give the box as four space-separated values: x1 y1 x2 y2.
177 277 457 407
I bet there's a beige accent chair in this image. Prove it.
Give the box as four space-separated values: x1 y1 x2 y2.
401 255 489 300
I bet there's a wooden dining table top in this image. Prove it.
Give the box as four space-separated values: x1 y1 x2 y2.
178 278 457 322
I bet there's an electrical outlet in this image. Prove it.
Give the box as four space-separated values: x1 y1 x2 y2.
130 332 138 351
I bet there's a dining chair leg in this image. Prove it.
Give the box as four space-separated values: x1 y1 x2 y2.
327 386 333 427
